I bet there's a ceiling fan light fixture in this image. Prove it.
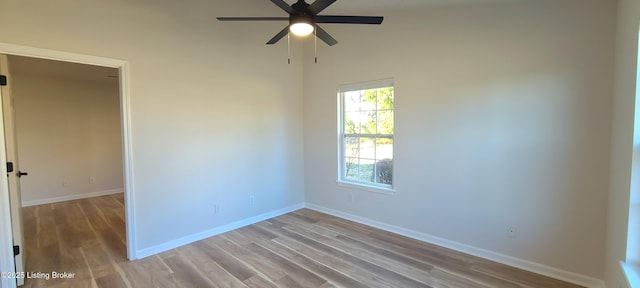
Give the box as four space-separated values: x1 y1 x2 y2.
290 23 314 36
290 17 314 36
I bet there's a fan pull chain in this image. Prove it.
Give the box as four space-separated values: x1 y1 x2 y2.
287 33 291 65
314 25 318 63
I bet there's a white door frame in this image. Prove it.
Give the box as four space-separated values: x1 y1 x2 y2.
0 71 16 288
0 44 137 277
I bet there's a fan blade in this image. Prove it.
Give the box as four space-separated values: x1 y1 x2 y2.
308 0 336 14
217 17 289 21
270 0 295 14
316 15 384 24
315 25 338 46
266 26 290 45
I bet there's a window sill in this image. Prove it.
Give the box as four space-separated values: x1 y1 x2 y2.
336 180 396 195
621 261 640 288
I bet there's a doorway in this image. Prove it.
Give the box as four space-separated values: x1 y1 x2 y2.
0 43 135 288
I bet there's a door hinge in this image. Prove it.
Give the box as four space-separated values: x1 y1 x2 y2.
0 75 6 86
13 245 19 256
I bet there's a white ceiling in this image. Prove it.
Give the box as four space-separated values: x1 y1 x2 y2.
302 0 524 13
4 0 522 83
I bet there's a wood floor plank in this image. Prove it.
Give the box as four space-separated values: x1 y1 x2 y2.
95 272 128 288
254 240 368 288
274 275 304 288
118 255 174 287
310 214 531 288
270 231 393 288
224 230 263 247
23 197 585 288
77 198 111 233
258 221 431 288
234 229 369 288
243 275 279 288
80 243 117 279
159 251 217 288
37 204 59 249
22 206 38 249
286 210 321 225
205 235 290 283
47 278 95 288
176 244 248 288
275 218 438 286
192 241 257 282
315 219 473 271
429 267 496 288
243 242 327 287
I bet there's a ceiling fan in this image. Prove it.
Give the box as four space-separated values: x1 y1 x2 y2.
217 0 384 46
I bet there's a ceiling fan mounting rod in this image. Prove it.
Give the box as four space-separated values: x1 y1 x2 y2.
292 0 312 14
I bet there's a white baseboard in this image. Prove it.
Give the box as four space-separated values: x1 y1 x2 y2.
306 203 605 288
134 202 305 260
21 189 124 207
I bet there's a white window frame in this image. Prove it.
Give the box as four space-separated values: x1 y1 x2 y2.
337 79 396 195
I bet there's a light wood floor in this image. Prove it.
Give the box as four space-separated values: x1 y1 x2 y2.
21 194 583 288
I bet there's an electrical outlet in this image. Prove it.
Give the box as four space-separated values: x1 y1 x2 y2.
249 195 255 205
62 180 68 187
214 204 219 214
506 226 518 238
89 176 96 184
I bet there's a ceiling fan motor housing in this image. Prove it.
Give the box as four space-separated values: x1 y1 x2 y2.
290 14 314 26
291 0 315 26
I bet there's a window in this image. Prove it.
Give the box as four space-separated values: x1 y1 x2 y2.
338 80 394 192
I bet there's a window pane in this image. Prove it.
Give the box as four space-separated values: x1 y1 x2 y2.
374 138 393 185
344 112 360 134
345 158 373 183
358 138 375 160
344 136 359 158
361 111 377 134
345 157 359 180
359 158 375 182
361 90 377 111
377 110 393 135
375 138 393 161
374 158 393 185
353 138 375 182
377 87 394 110
344 91 361 112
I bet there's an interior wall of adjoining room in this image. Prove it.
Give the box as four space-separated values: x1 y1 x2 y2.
0 0 305 254
303 0 615 283
7 56 123 206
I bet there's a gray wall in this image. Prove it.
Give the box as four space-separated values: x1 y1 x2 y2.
0 0 306 252
303 0 614 282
